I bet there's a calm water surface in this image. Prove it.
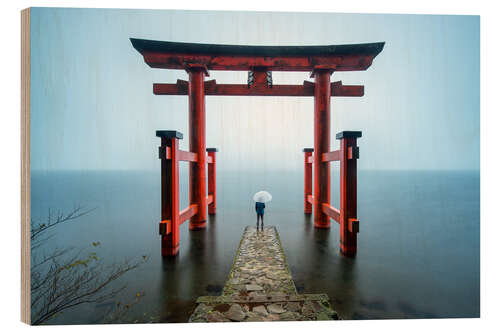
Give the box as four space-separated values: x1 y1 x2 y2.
31 169 480 323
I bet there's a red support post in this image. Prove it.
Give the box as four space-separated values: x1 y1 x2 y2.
156 130 183 257
207 148 218 215
303 148 314 214
313 68 334 228
337 131 362 257
188 66 209 230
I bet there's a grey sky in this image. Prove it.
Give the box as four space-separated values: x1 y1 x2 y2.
30 8 479 171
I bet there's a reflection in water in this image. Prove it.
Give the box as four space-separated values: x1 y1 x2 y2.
160 215 219 322
292 214 358 317
31 170 480 323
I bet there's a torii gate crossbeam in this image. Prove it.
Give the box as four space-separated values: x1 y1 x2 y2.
131 38 384 257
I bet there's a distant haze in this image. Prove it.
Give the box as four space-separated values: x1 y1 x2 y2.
30 8 479 171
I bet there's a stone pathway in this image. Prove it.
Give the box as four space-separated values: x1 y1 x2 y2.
189 226 340 322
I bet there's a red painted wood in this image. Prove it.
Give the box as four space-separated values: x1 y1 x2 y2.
142 51 375 72
307 155 314 164
179 204 198 224
252 69 268 86
164 146 171 159
313 69 332 228
188 67 208 230
207 151 216 215
162 147 201 163
321 203 341 223
158 220 171 235
348 218 359 233
322 150 340 162
178 150 198 162
304 151 313 213
206 194 214 205
339 137 359 256
186 63 209 76
331 81 364 97
307 195 314 205
205 79 216 90
160 136 180 256
153 80 363 97
206 155 213 164
205 84 312 96
348 146 360 160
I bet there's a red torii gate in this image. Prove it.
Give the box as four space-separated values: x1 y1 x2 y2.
131 38 384 257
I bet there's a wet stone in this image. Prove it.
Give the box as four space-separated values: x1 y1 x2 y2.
267 303 286 314
245 312 265 322
252 305 268 316
246 284 263 291
267 314 281 321
194 303 212 315
189 226 340 322
206 311 230 322
190 317 207 323
312 301 326 311
285 302 301 312
225 304 246 321
268 292 287 297
315 312 332 321
301 302 316 317
280 311 301 321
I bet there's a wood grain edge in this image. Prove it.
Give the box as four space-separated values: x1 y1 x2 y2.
21 7 31 325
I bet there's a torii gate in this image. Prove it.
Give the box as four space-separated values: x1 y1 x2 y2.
131 38 384 257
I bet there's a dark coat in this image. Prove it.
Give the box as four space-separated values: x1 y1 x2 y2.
255 202 265 215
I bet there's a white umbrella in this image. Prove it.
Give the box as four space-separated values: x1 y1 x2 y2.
253 190 272 203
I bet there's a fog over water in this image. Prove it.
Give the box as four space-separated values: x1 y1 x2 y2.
31 170 479 323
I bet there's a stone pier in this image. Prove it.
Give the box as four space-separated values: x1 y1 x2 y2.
189 226 339 322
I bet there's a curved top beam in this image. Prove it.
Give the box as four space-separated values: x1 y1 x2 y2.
130 38 385 57
130 38 385 72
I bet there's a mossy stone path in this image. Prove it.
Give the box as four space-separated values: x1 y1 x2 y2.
189 226 340 322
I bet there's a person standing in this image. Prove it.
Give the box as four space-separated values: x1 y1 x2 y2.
255 201 265 230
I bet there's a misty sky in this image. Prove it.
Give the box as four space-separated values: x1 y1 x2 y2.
30 8 479 171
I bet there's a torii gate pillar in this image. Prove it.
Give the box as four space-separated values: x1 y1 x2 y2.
313 68 333 228
188 65 208 230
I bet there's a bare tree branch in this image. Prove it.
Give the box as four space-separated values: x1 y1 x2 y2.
30 205 96 241
30 206 147 325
